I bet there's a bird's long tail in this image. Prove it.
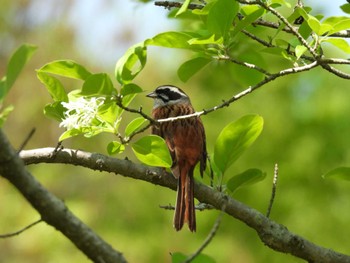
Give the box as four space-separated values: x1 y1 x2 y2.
173 167 196 232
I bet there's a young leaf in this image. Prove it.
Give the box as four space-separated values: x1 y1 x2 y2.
81 73 115 96
322 167 350 181
107 141 126 155
322 38 350 54
177 56 211 82
147 31 196 49
37 72 68 102
115 43 147 84
125 117 147 137
175 0 191 16
207 0 239 39
38 60 92 80
132 135 172 167
5 44 37 94
59 128 82 141
227 168 266 193
295 45 308 59
214 115 264 174
307 15 321 34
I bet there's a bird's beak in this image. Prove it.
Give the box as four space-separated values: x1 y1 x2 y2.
146 91 157 98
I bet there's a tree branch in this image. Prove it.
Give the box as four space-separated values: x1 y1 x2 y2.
0 130 127 263
19 147 350 263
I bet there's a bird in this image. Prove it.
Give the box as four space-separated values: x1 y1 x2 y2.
146 85 207 232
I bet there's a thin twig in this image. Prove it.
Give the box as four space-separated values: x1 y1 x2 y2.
17 128 36 154
154 1 204 10
183 203 227 263
0 219 42 238
266 164 279 218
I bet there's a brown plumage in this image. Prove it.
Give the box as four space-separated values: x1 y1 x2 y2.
147 85 207 232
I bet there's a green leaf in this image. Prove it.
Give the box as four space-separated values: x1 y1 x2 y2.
178 56 211 82
324 17 350 35
38 60 92 80
227 168 266 193
307 15 321 34
115 43 147 84
147 31 197 49
322 38 350 54
107 141 126 155
43 102 66 121
232 6 265 37
0 105 14 127
59 128 82 141
132 135 172 167
340 4 350 14
120 83 143 96
5 44 37 94
125 117 147 137
188 34 223 45
81 73 115 96
214 115 264 174
0 44 37 102
37 72 68 102
322 167 350 181
175 0 191 16
295 45 308 59
207 0 239 39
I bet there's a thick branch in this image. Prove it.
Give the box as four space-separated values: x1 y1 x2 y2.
20 147 350 263
0 131 127 263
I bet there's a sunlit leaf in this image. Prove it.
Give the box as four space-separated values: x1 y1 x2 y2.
115 43 147 84
81 73 115 96
107 141 126 155
227 168 266 193
125 117 147 137
38 60 92 80
322 167 350 181
175 0 191 16
322 38 350 54
295 45 308 59
147 31 198 49
37 72 68 102
177 56 211 82
132 135 172 167
307 15 321 34
214 115 264 174
188 34 223 45
59 128 82 141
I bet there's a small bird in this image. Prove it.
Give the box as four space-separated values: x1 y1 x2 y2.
147 85 207 232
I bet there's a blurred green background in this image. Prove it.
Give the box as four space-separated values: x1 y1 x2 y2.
1 0 350 262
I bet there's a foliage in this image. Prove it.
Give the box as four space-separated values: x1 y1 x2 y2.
2 0 350 262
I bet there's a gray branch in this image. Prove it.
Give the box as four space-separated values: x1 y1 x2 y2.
0 130 127 263
19 147 350 263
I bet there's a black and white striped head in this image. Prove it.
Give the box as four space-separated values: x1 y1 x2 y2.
146 85 190 108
